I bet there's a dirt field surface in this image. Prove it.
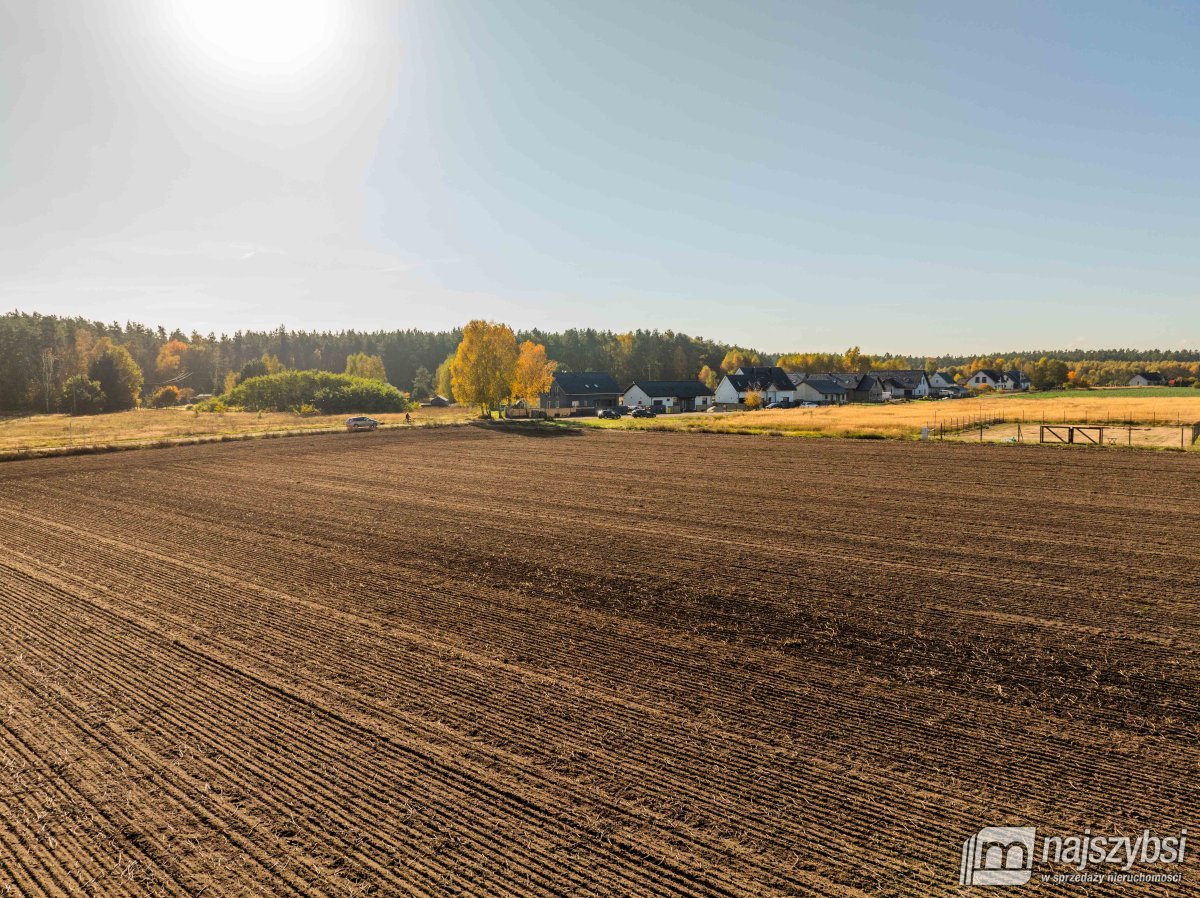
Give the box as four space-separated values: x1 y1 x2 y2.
0 426 1197 896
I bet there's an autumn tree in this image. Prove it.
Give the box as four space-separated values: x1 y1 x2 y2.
434 352 455 402
721 348 761 373
450 320 518 417
344 352 389 382
88 344 143 412
155 339 190 382
698 364 719 390
511 341 557 410
744 389 764 410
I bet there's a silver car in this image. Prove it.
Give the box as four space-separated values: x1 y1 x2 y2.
346 416 379 432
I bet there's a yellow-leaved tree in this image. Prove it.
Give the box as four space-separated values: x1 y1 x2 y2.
450 320 519 417
511 341 557 412
345 352 389 382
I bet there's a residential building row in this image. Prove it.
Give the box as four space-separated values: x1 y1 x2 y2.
537 365 1033 416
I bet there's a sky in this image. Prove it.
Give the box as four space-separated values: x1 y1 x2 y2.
1 0 1198 354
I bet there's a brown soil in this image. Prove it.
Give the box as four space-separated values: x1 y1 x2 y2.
0 426 1196 896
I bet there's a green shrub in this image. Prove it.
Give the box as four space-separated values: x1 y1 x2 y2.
312 382 409 414
193 397 229 413
225 370 412 413
59 375 106 415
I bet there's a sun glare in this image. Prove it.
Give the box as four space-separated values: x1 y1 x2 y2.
169 0 344 82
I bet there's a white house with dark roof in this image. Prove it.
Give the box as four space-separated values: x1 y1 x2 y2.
964 369 1003 390
787 372 850 405
1128 371 1166 387
872 370 931 399
965 369 1028 391
714 366 797 407
623 380 714 412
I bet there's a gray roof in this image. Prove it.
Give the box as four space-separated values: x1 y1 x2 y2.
872 370 928 390
729 366 795 392
626 380 714 399
553 371 621 395
971 369 1004 381
798 376 848 394
1132 371 1165 383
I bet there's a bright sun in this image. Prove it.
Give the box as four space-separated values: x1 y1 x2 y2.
171 0 343 81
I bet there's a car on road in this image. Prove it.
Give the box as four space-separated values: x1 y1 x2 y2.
346 416 379 432
629 407 657 418
597 408 620 419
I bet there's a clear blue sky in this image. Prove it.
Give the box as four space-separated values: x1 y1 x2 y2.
1 0 1197 354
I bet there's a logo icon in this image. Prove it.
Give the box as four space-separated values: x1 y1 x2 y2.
960 827 1036 886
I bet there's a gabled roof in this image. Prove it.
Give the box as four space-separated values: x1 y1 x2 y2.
1132 371 1165 383
552 371 621 395
625 380 714 399
729 366 795 392
823 372 864 389
931 370 957 382
970 369 1004 382
871 370 928 390
798 376 849 394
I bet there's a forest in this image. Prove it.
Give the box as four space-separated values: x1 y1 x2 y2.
2 310 1198 413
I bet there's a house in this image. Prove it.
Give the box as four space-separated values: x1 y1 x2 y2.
790 374 850 405
623 380 714 412
964 369 1004 390
540 371 622 417
848 374 885 403
1128 371 1166 387
1001 370 1030 392
872 370 931 399
929 371 958 390
714 366 797 408
426 394 450 407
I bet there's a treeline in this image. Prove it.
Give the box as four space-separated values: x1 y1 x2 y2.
3 310 1198 413
0 312 754 412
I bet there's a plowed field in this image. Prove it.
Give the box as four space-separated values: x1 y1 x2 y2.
0 426 1196 896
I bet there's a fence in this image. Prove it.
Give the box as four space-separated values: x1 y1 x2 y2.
929 414 1200 448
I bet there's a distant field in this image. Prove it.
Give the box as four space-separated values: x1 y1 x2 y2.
3 389 1199 457
567 389 1200 443
0 405 471 456
1007 386 1199 399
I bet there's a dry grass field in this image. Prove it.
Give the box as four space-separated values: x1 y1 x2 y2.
575 390 1200 442
0 426 1197 895
0 405 472 456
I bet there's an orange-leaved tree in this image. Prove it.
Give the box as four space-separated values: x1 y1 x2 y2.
511 341 557 412
450 320 518 417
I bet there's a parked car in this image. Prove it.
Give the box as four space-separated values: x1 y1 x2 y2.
597 408 620 419
630 407 656 418
346 416 379 432
764 401 788 409
798 401 820 408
